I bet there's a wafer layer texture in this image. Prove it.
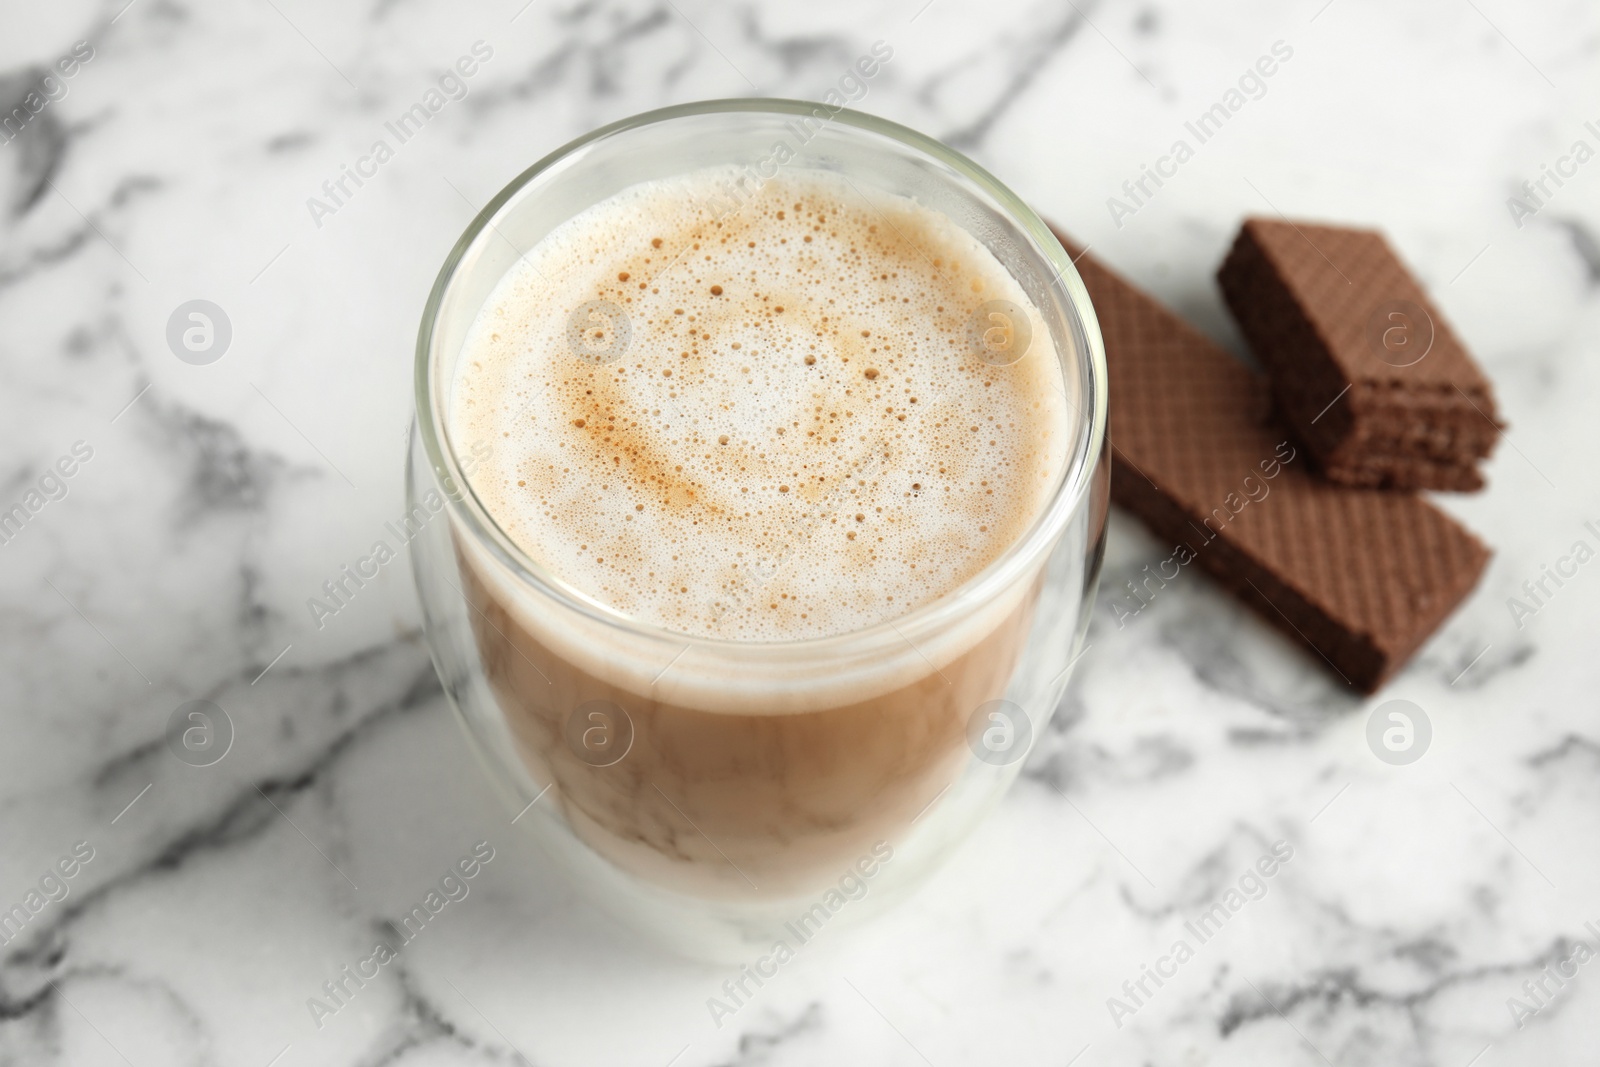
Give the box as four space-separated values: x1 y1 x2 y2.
1218 218 1501 491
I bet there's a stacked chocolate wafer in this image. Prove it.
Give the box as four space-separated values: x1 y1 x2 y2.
1218 219 1502 491
1051 220 1496 692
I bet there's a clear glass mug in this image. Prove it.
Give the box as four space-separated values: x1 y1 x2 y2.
407 100 1108 960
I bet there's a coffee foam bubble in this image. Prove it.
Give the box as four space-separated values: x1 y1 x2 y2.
451 167 1071 641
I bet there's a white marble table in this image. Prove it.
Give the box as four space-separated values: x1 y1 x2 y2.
2 0 1597 1064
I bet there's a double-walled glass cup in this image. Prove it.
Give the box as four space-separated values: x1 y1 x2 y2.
408 100 1108 960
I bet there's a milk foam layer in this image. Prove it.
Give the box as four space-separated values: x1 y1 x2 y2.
451 167 1071 640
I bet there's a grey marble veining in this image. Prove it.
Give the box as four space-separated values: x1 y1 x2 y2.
2 0 1598 1064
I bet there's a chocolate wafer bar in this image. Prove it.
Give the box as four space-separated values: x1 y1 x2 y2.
1217 218 1501 491
1050 226 1488 692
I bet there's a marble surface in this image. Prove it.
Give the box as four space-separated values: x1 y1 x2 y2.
2 0 1597 1064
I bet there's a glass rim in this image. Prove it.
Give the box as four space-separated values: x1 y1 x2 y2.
414 97 1107 655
